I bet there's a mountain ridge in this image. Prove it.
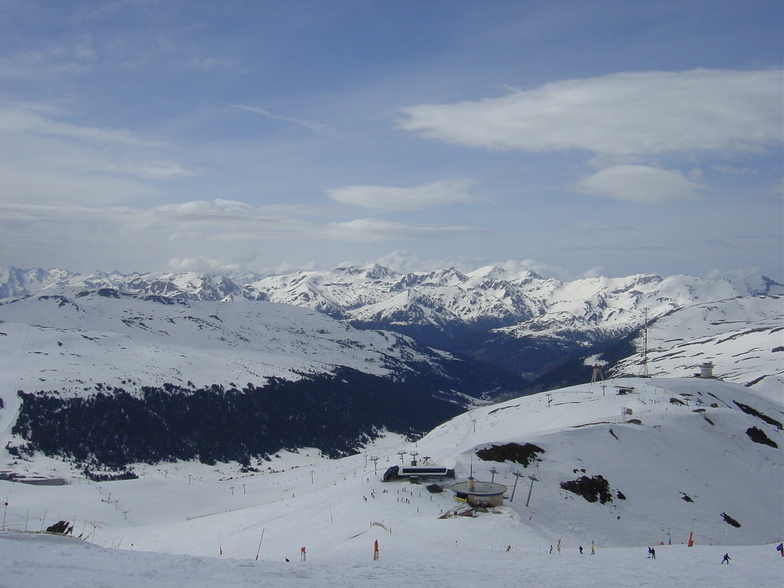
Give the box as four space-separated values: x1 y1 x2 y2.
0 286 524 468
2 264 780 383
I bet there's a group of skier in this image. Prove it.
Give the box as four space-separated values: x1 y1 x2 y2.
648 546 732 564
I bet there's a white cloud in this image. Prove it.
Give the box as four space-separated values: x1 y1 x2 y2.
107 162 193 180
581 266 606 279
371 250 487 274
0 200 313 248
148 199 258 220
326 179 479 210
577 165 707 204
125 200 327 244
326 218 484 241
573 221 635 232
399 69 783 157
711 165 758 175
167 256 242 273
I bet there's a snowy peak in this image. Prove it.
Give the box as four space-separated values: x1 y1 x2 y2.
1 264 779 386
125 272 245 301
1 265 778 326
0 266 78 298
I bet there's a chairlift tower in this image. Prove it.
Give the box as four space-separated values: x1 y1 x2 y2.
510 471 524 502
591 364 604 384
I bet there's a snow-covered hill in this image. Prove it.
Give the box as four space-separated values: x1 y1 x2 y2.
604 296 784 401
2 264 780 382
0 287 463 395
0 376 781 587
421 377 782 547
0 288 522 466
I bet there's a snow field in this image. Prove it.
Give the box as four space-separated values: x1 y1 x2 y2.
0 532 781 588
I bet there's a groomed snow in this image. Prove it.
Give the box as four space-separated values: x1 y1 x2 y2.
1 531 781 588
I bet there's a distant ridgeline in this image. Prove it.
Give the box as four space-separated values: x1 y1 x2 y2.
11 367 474 468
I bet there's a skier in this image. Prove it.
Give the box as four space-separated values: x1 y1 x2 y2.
650 547 656 560
721 553 731 564
579 546 583 554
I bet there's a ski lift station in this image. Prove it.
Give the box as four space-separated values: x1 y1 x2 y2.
381 464 455 482
451 478 507 507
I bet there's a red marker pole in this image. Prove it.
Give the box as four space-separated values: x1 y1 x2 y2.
255 529 265 561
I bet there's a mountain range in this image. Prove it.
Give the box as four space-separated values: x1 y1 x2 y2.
0 263 780 470
2 264 781 381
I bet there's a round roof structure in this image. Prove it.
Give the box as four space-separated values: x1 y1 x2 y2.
451 480 507 497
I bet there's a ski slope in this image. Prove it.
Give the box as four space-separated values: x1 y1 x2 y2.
0 377 781 587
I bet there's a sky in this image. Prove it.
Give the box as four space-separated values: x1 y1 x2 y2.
0 1 781 281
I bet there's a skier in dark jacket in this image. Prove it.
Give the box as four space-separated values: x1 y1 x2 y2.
721 553 731 564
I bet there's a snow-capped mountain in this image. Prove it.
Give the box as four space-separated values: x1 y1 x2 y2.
0 267 238 302
2 264 780 383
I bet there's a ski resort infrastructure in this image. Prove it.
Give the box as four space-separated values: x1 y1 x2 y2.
1 375 781 587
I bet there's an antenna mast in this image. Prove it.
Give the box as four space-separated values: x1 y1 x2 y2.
641 308 649 377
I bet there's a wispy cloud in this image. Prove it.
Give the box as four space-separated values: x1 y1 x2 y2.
0 103 190 205
0 103 161 147
233 104 332 135
325 179 479 210
326 218 484 241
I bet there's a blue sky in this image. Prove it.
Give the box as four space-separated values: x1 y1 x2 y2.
0 1 781 280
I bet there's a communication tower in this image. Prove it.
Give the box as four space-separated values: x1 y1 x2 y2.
641 308 650 377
